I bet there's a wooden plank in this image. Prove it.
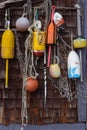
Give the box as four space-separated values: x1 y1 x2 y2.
0 0 26 9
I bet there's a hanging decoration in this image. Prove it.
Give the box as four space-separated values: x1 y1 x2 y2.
47 6 56 67
74 36 87 48
67 32 81 79
45 4 76 102
74 3 87 81
1 9 15 88
16 4 30 32
48 6 65 78
48 30 77 102
49 56 61 78
32 8 46 57
15 8 39 126
15 0 52 124
0 0 84 126
16 14 29 32
32 30 46 57
67 50 81 79
25 25 39 92
26 77 39 93
15 1 33 127
28 0 52 110
15 25 39 125
53 12 65 30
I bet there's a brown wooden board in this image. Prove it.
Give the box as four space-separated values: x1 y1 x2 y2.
0 0 78 125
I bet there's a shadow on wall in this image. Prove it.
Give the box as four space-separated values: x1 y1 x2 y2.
0 123 85 130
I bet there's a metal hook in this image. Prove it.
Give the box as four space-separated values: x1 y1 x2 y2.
4 8 10 29
23 3 27 14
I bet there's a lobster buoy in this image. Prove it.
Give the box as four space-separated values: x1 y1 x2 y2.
49 63 61 78
67 50 81 79
26 77 39 93
1 28 14 59
54 12 64 27
32 31 46 57
16 14 29 32
73 36 87 48
1 21 15 88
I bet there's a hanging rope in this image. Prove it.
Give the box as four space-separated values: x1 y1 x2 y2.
15 30 33 125
15 21 39 125
44 0 52 30
15 31 28 125
27 0 32 24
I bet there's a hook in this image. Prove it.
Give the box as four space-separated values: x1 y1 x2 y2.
4 8 10 29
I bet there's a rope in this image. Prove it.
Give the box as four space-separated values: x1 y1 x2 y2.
15 30 33 125
27 0 33 24
15 0 51 124
58 34 72 50
21 77 28 125
28 25 39 78
44 0 52 30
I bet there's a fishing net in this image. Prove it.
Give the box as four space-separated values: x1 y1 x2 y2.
47 33 77 102
14 0 52 125
48 76 77 102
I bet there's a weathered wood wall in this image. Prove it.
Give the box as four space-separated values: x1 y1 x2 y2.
0 0 78 125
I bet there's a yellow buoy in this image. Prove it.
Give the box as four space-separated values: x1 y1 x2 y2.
1 29 15 59
32 31 46 57
49 63 61 78
1 21 15 88
74 36 87 48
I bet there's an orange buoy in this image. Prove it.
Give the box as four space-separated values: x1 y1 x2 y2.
26 77 39 93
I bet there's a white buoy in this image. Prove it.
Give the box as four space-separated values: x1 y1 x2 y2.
53 12 64 27
67 50 81 78
16 14 29 32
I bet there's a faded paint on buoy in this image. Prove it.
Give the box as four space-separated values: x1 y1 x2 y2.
67 50 81 78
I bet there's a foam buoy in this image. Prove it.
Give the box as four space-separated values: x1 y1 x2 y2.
49 56 61 78
26 77 39 93
74 36 87 48
32 31 46 57
16 14 29 32
49 64 60 78
1 21 15 88
54 12 64 27
67 50 80 79
1 29 14 59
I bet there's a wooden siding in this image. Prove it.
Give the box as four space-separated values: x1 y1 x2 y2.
0 0 78 125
